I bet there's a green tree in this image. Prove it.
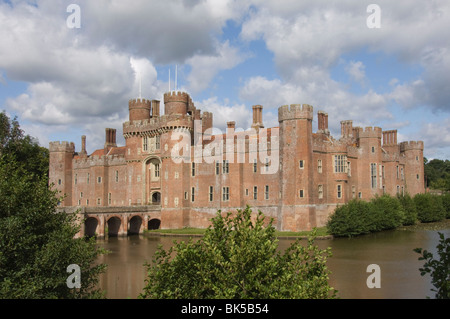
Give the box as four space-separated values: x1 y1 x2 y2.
140 206 337 299
424 158 450 190
0 111 49 180
414 232 450 299
0 155 106 298
413 193 445 223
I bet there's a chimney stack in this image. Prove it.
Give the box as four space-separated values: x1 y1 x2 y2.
251 105 264 130
318 111 329 133
79 135 87 156
152 100 160 117
341 120 353 139
104 128 117 150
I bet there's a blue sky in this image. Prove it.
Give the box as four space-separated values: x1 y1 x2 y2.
1 0 449 159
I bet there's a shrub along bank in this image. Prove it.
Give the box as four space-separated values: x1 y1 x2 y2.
327 193 448 238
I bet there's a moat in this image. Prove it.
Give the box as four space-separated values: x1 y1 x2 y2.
96 220 450 299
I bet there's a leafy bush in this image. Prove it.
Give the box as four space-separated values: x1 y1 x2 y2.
397 193 418 225
413 193 445 223
414 232 450 299
370 195 405 231
327 195 410 237
140 206 337 299
441 193 450 219
326 199 375 237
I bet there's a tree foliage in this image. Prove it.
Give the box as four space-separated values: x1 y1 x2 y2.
414 232 450 299
424 157 450 191
140 206 337 299
327 195 409 237
0 112 106 298
0 111 49 180
413 193 445 223
397 193 418 226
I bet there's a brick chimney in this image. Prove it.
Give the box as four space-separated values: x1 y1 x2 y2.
79 135 87 157
317 111 329 133
104 128 117 150
251 105 264 130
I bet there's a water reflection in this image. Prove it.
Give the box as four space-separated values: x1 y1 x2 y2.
96 226 449 299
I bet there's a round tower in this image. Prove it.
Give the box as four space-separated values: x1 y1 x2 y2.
164 91 189 115
400 141 425 195
278 104 315 231
129 98 151 122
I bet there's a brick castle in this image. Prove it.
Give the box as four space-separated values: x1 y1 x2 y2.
49 90 425 235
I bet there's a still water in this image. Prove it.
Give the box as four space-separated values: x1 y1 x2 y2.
96 221 450 299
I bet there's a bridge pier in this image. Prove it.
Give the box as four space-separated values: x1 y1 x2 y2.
63 205 161 238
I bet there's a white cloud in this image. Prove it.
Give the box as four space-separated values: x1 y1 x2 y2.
195 96 252 131
345 61 366 84
416 118 450 159
186 40 246 93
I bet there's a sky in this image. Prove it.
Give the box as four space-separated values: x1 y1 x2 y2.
0 0 449 159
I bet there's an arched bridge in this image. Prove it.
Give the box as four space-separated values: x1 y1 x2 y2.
62 205 162 238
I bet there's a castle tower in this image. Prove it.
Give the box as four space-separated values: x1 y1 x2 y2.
129 98 151 122
49 141 75 206
164 91 189 116
160 91 194 228
355 126 383 198
278 104 315 231
400 141 425 195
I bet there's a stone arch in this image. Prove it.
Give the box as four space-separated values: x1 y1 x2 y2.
128 215 143 235
85 216 100 237
148 218 161 230
107 216 122 237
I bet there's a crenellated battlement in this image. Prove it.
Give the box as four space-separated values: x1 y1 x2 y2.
164 91 190 103
49 141 75 153
400 141 424 152
73 154 126 169
278 104 314 122
129 98 152 108
356 126 382 139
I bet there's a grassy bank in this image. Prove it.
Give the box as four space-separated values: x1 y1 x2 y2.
145 226 330 238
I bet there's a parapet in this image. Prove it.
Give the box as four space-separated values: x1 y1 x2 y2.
49 141 75 153
400 141 424 152
278 104 313 122
356 126 382 139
